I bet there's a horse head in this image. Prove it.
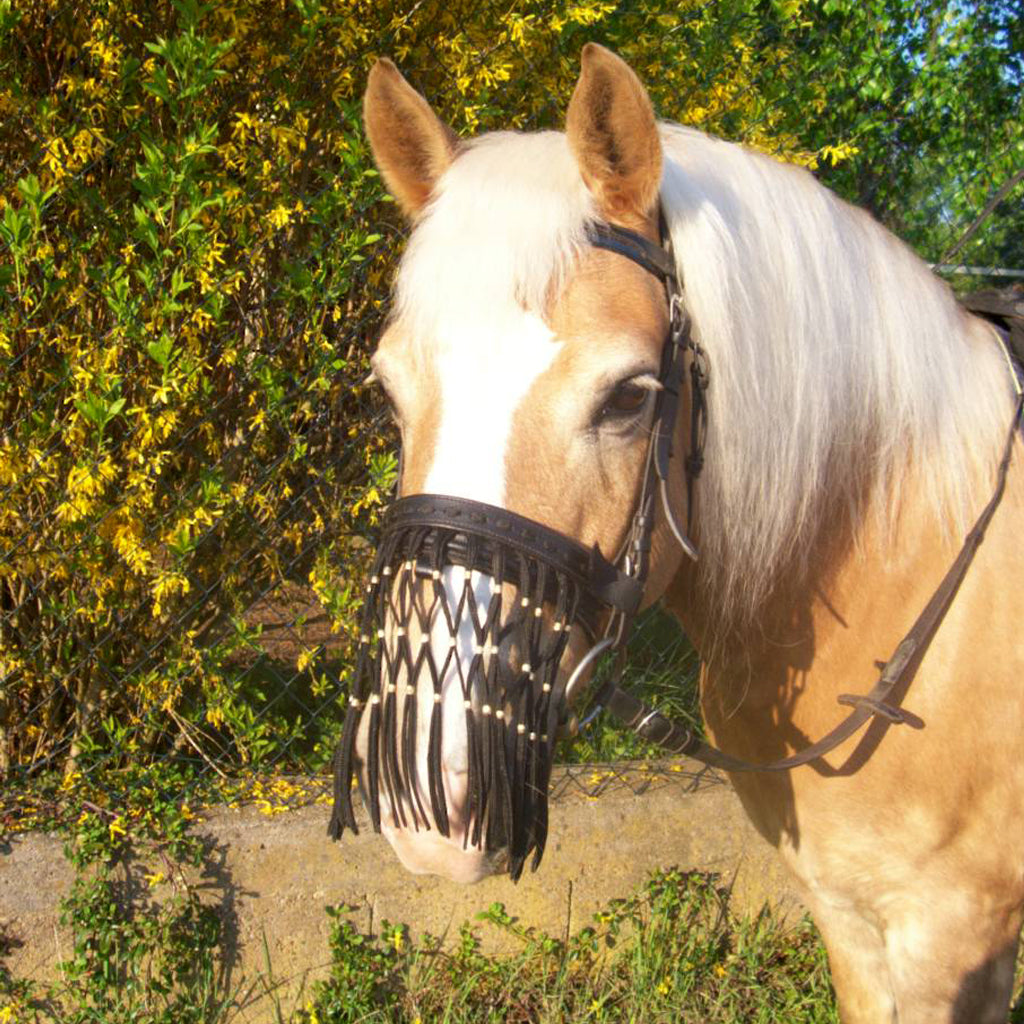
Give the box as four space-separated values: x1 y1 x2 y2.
328 46 691 882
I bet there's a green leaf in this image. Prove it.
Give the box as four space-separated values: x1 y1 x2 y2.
146 336 175 369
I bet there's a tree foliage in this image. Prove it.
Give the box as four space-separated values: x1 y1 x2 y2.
0 0 1018 780
780 0 1023 270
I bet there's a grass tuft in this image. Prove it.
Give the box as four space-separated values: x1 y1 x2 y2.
299 870 838 1024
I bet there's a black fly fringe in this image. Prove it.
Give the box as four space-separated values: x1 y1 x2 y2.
526 578 579 874
401 689 427 830
380 679 405 830
427 692 449 836
329 506 605 879
525 730 545 872
326 702 359 838
486 709 512 854
463 705 480 848
467 706 486 849
474 682 493 848
365 695 382 831
328 542 390 839
508 691 527 871
505 557 545 877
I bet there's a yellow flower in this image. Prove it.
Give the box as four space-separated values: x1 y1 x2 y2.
267 204 291 229
112 520 152 574
819 142 860 166
108 816 127 841
151 571 190 618
41 136 70 183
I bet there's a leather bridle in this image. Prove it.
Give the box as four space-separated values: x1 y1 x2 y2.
581 214 1024 773
330 211 1024 866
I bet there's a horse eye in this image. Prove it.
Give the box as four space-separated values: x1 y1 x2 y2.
600 382 649 421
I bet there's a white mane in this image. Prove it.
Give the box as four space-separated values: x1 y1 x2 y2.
658 125 1010 615
394 125 1013 620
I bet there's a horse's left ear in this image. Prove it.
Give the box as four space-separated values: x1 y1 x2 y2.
566 44 662 224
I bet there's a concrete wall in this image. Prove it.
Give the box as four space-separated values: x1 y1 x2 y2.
1 761 801 1019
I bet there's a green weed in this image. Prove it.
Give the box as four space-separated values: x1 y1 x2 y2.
297 870 837 1024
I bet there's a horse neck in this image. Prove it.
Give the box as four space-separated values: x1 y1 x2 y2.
658 298 1019 691
662 458 1002 720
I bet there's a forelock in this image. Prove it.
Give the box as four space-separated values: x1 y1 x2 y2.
393 130 598 344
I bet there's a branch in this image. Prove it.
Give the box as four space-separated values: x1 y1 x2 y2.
941 166 1024 264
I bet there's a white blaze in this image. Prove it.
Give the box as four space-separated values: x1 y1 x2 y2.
378 310 562 881
424 311 560 503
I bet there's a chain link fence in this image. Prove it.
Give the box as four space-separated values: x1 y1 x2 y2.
1 0 1021 834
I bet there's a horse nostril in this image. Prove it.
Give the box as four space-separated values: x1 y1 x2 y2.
495 633 524 685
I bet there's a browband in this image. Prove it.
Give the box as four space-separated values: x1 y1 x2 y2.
588 221 678 282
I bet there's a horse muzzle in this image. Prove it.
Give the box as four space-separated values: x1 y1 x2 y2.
327 493 643 880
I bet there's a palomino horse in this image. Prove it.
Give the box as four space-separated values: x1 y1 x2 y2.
329 44 1024 1023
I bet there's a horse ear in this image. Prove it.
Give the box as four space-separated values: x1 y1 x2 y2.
566 44 662 223
363 59 459 219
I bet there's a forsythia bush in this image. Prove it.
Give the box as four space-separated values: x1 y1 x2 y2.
0 0 848 779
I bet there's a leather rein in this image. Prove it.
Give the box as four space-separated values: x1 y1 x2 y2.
583 215 1024 773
